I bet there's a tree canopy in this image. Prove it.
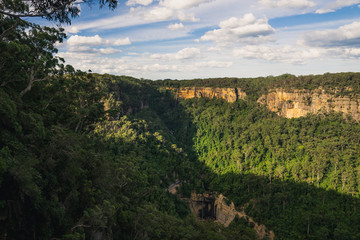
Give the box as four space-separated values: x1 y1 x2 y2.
0 0 117 23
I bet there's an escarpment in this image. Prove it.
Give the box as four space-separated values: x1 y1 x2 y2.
258 88 360 121
162 86 360 121
163 87 247 103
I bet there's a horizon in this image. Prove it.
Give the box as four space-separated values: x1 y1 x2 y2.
34 0 360 80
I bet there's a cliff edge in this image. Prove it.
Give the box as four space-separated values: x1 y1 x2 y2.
163 87 247 103
258 88 360 121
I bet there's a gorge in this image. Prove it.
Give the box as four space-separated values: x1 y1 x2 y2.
163 86 360 122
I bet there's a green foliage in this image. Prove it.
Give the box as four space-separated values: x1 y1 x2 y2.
152 72 360 98
0 0 117 23
170 97 360 239
2 12 360 238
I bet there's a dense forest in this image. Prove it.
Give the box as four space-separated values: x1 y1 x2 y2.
1 1 360 239
151 72 360 99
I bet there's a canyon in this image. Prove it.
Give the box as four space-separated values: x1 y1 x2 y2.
165 87 360 121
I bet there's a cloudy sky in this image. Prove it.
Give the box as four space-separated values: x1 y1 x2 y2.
53 0 360 79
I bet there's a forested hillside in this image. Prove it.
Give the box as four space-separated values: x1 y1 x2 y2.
152 72 360 99
2 68 360 239
1 1 360 239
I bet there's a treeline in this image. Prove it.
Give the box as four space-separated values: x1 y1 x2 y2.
152 72 360 98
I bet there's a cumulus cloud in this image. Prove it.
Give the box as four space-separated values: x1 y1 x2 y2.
143 7 174 21
97 48 123 55
143 64 180 72
200 13 275 46
67 26 80 34
168 22 185 30
126 0 153 6
233 45 324 64
316 0 360 14
142 6 200 22
150 47 201 60
177 11 199 21
301 21 360 48
65 46 123 55
259 0 316 9
195 61 233 68
67 35 131 46
315 8 335 14
67 35 103 46
113 37 132 46
159 0 213 9
344 48 360 57
65 0 203 33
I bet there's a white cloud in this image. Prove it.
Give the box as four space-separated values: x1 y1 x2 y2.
64 46 122 55
195 61 233 68
316 0 360 14
67 35 103 46
344 48 360 57
207 46 222 52
150 47 201 60
315 8 335 14
260 0 316 9
65 2 204 33
126 0 153 6
159 0 213 9
200 13 275 46
67 26 80 34
168 22 185 30
301 21 360 48
233 45 324 64
98 48 123 55
113 37 132 46
67 35 131 46
143 64 180 72
177 11 199 21
144 7 174 21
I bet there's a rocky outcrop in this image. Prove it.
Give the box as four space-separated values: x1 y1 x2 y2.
214 194 275 240
258 88 360 121
163 87 247 103
179 191 274 240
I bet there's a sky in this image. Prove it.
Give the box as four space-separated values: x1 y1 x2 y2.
48 0 360 79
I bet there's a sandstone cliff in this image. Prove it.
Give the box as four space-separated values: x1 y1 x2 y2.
258 88 360 121
185 191 274 240
167 182 274 240
163 87 247 103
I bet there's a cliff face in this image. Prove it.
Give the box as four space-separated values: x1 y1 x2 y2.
185 191 274 240
258 89 360 121
167 183 274 239
164 87 247 103
164 86 360 121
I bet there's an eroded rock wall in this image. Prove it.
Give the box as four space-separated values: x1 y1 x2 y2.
184 191 274 240
258 88 360 121
163 87 247 103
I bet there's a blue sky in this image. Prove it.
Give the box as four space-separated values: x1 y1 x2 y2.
52 0 360 79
